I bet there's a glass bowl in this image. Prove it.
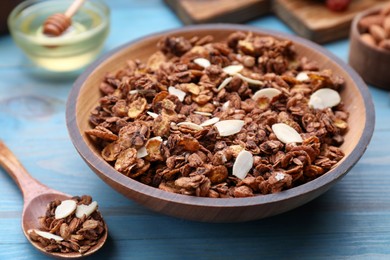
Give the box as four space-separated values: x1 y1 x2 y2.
8 0 110 72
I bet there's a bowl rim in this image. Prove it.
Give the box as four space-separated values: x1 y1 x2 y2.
66 24 375 208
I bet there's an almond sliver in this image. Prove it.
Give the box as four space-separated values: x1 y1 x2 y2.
30 229 64 241
168 86 186 102
232 150 253 179
75 201 98 218
296 72 309 81
200 117 220 127
252 88 281 101
54 200 77 219
177 122 204 131
147 111 159 119
137 146 148 158
214 120 244 136
217 77 233 91
309 88 341 109
193 58 211 68
223 64 244 75
236 73 264 85
272 123 303 144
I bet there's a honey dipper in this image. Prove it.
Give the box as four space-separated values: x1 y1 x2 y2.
43 0 86 36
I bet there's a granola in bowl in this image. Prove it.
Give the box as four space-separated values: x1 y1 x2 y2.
85 31 348 198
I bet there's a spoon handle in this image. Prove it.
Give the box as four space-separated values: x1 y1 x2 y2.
0 140 49 201
65 0 86 18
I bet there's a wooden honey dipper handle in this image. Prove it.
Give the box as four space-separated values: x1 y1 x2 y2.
43 0 86 36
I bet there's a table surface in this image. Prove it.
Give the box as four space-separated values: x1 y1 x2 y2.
1 1 390 259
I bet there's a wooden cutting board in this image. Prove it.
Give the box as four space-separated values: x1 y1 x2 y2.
164 0 271 24
273 0 389 43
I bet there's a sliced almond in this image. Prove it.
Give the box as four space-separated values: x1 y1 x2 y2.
232 150 253 179
275 172 285 181
29 229 64 241
149 136 163 142
252 88 281 101
214 120 244 136
236 73 264 86
221 101 230 111
129 90 139 95
296 72 309 82
200 117 220 127
137 146 148 158
147 111 159 119
55 200 77 219
222 64 244 75
193 58 211 68
75 201 98 219
177 121 204 131
272 123 303 144
217 77 233 91
309 88 341 110
168 86 186 102
193 111 213 116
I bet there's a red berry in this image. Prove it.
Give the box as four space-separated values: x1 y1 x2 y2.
326 0 351 12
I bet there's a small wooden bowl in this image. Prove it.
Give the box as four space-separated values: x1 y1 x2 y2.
66 24 375 222
349 6 390 90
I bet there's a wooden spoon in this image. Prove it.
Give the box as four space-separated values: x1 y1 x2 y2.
43 0 86 36
0 140 107 258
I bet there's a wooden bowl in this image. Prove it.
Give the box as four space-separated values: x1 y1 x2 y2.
66 24 375 222
348 6 390 90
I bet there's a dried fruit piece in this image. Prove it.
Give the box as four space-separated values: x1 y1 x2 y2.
232 150 253 179
29 229 64 241
222 64 244 75
214 120 244 136
177 121 204 131
252 88 281 101
75 201 98 218
193 57 211 68
55 200 77 219
309 88 341 109
217 77 233 91
272 123 303 144
168 86 186 102
200 117 220 127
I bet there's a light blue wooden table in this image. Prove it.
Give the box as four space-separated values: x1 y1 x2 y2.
1 1 390 259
